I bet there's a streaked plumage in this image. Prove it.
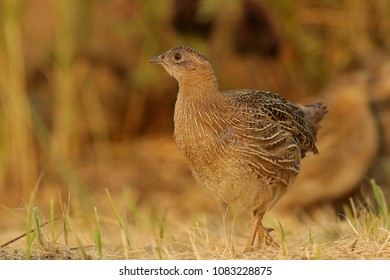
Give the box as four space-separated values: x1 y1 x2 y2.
150 46 327 252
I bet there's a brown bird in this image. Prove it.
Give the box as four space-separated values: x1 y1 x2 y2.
149 46 327 252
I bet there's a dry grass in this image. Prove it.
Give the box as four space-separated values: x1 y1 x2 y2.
0 149 388 260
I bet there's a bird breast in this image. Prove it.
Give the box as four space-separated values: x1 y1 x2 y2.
173 91 300 212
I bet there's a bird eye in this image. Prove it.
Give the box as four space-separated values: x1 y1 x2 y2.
174 53 182 60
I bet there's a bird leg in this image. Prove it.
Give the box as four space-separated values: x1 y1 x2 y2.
244 211 263 252
244 211 279 252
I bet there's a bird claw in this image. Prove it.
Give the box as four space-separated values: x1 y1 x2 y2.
265 234 279 248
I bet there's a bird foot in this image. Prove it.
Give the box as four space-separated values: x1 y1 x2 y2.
264 227 279 248
243 227 279 253
243 245 258 253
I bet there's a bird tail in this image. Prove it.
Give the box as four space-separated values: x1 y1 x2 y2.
302 101 328 141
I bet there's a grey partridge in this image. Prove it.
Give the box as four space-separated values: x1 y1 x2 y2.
150 46 327 252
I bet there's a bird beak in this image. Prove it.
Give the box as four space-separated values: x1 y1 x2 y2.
149 55 164 64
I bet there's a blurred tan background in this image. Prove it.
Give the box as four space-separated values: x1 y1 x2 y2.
0 0 389 217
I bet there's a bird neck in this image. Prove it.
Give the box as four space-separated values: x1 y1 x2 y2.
174 72 226 162
177 69 220 98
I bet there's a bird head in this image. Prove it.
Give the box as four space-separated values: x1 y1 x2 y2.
149 46 214 84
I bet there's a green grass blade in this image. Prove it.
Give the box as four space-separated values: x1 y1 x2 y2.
33 207 44 248
371 179 389 218
94 207 103 259
106 189 124 228
50 197 56 248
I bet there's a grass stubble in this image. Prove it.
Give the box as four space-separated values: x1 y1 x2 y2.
0 180 389 260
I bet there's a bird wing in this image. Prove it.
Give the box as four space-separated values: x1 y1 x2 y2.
222 89 318 157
